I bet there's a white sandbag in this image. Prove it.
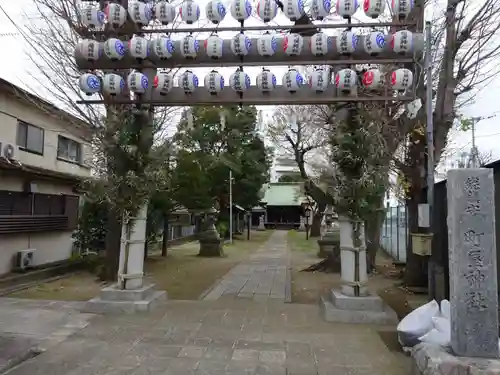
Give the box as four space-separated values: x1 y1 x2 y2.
440 299 450 320
419 328 450 346
397 300 440 336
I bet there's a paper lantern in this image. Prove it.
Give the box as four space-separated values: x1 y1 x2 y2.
77 39 101 61
104 3 127 28
79 73 101 95
179 70 199 93
391 0 414 19
153 73 174 95
391 68 413 91
179 0 201 24
230 0 252 21
309 32 330 56
151 37 175 60
283 33 303 56
229 70 251 92
256 0 278 22
362 69 384 90
335 68 357 92
256 68 277 92
127 72 149 94
282 68 304 93
103 38 125 60
128 37 149 60
154 1 176 25
80 6 105 28
206 0 226 23
311 0 331 20
180 35 200 58
336 0 358 18
283 0 305 21
308 69 329 92
128 2 153 26
204 70 225 95
363 0 385 18
230 33 252 56
102 73 125 96
363 31 385 55
205 34 224 59
390 30 412 54
257 33 277 57
336 31 358 55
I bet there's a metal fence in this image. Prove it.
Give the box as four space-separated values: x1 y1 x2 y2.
380 205 408 263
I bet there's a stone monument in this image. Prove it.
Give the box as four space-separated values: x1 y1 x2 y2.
317 206 340 260
83 204 167 313
319 215 397 324
257 215 266 231
411 169 499 374
298 216 306 231
198 208 224 257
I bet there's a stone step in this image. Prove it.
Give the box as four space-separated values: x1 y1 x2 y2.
99 283 157 302
319 296 398 325
83 290 167 314
330 289 385 312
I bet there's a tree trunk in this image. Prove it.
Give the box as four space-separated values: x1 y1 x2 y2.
365 193 385 273
310 202 326 238
103 208 121 282
161 214 169 257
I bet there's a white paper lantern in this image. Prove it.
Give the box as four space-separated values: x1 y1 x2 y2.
229 70 251 92
361 69 384 89
308 69 329 92
154 73 174 95
128 2 153 26
128 37 149 60
206 0 226 23
103 38 125 60
391 0 413 19
77 39 101 61
230 0 252 20
311 0 331 20
282 68 304 93
256 0 278 22
151 37 175 60
180 35 200 58
390 30 412 54
204 70 225 95
179 70 199 93
283 33 303 56
283 0 305 21
231 33 252 56
204 34 224 59
256 69 277 92
179 0 201 24
127 71 149 94
80 6 105 28
79 73 101 95
335 68 357 91
336 31 358 55
363 0 385 18
336 0 358 18
104 3 127 28
257 33 278 57
154 1 176 25
102 73 125 96
363 31 386 55
309 32 330 56
391 68 413 91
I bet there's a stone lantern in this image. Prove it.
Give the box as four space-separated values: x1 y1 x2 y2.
317 206 340 260
198 207 224 257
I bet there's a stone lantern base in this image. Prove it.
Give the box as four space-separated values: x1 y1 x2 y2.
199 237 224 257
317 238 340 261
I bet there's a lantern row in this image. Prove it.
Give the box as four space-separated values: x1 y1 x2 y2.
79 67 414 97
75 30 420 70
80 0 414 30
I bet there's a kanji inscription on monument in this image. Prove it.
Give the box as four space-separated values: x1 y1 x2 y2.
447 168 498 358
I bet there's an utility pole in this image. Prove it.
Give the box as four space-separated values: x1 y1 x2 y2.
229 169 233 244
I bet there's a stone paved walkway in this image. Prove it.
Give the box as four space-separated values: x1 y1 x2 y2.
203 231 290 302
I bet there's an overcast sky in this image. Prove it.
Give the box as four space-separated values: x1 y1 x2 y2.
0 0 499 176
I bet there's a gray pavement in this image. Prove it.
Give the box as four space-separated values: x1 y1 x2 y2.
203 231 290 302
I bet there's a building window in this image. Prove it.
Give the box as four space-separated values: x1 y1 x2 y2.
16 121 44 155
57 136 81 163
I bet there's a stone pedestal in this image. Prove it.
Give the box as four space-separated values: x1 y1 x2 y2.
257 215 266 231
298 216 306 232
317 237 339 259
198 222 224 257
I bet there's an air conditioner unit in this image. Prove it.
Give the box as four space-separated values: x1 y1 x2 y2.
15 249 35 271
2 143 17 160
